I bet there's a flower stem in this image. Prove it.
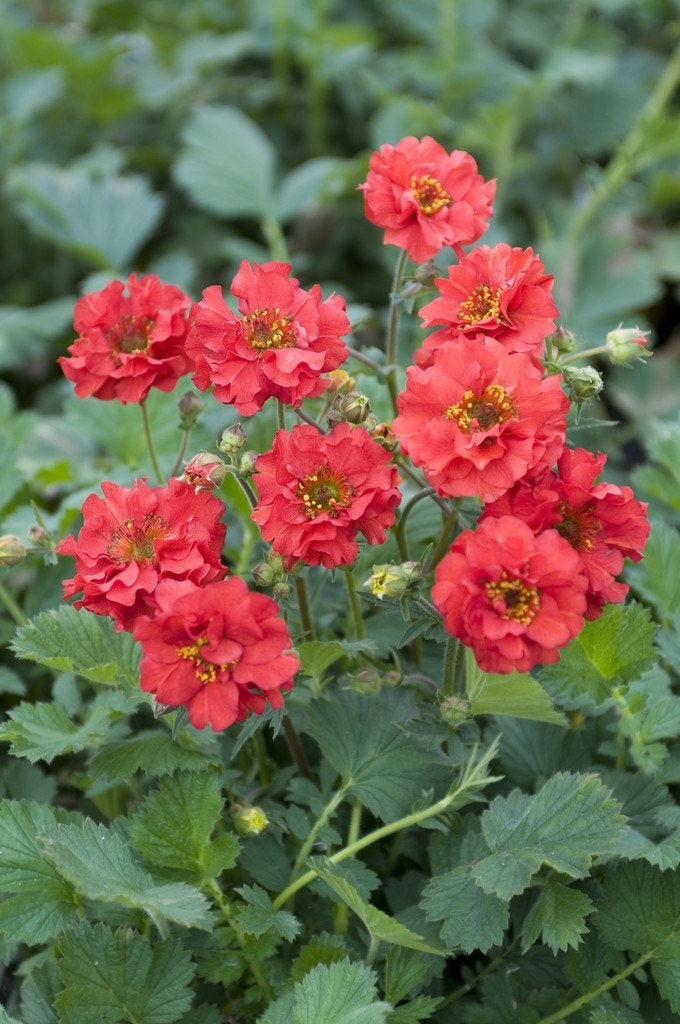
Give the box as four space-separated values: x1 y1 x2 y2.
343 568 365 641
260 214 290 263
140 401 164 484
207 879 275 1003
294 575 315 641
534 948 654 1024
169 427 192 479
0 579 27 626
395 486 438 561
282 713 313 780
291 783 349 878
442 635 463 697
427 504 460 572
384 248 409 416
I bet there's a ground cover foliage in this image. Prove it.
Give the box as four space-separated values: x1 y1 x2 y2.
1 0 680 1021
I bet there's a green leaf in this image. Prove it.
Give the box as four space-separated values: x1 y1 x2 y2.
0 801 77 945
0 1006 23 1024
472 773 627 900
311 860 446 955
19 961 61 1024
291 933 350 984
470 670 566 726
233 884 300 941
539 603 657 709
90 729 220 782
420 865 508 953
627 522 680 620
520 880 593 954
55 921 194 1024
594 860 680 953
383 946 433 1005
301 689 450 822
274 157 347 221
12 606 142 696
292 959 390 1024
128 770 239 880
6 160 164 269
174 105 276 218
296 640 345 683
41 818 212 930
385 997 443 1024
0 691 130 764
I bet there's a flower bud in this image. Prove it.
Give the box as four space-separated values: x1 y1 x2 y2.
546 325 575 354
413 260 439 287
440 695 472 725
182 452 227 491
178 391 204 429
347 668 382 696
272 581 292 602
27 525 49 547
218 422 247 455
605 325 651 365
238 450 259 477
332 391 371 425
323 369 356 396
562 365 603 405
369 422 398 451
365 561 421 600
0 535 26 566
230 804 268 837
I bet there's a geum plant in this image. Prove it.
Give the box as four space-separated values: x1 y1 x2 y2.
0 135 675 1024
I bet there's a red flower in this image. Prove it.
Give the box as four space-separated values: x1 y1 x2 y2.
432 516 587 674
358 136 495 263
415 244 558 367
58 274 193 404
392 338 568 502
56 479 226 631
133 577 299 731
186 261 350 416
481 447 650 619
251 423 402 569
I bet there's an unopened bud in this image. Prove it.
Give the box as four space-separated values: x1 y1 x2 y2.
440 695 472 725
369 422 398 451
230 804 268 837
218 423 247 455
0 535 26 566
238 450 259 477
332 391 371 425
605 325 651 365
182 452 227 491
562 365 603 405
413 260 439 287
547 325 575 354
365 561 421 600
27 525 49 547
323 369 356 396
348 668 382 696
272 581 292 602
178 391 204 429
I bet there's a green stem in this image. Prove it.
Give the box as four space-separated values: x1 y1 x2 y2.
291 783 349 878
395 486 438 561
140 401 164 484
535 949 654 1024
427 505 460 572
260 214 290 263
335 799 362 934
442 636 463 697
282 713 313 780
0 579 27 626
252 729 270 787
169 427 192 479
295 575 315 641
441 936 520 1007
559 345 609 366
227 467 258 509
344 568 365 641
384 248 409 416
207 879 275 1002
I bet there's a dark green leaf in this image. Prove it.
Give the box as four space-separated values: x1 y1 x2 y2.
421 865 508 953
520 880 593 954
292 959 390 1024
0 692 130 764
233 884 300 941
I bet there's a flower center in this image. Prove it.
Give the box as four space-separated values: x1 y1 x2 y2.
107 314 155 355
242 308 297 351
296 466 355 519
556 501 600 551
176 635 232 685
444 384 517 433
409 174 452 216
485 572 540 625
458 285 505 326
107 514 171 564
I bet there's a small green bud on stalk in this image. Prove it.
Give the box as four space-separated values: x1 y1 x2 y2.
605 324 651 365
178 391 204 429
0 535 27 566
562 365 604 405
182 452 227 491
365 561 421 600
238 450 259 477
230 804 268 837
218 422 247 455
440 695 472 725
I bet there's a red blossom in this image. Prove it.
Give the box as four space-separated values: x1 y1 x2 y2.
358 136 495 263
415 243 558 367
56 478 226 631
432 516 588 674
392 338 568 503
481 447 650 619
251 423 402 569
186 261 350 416
133 577 299 731
58 274 193 404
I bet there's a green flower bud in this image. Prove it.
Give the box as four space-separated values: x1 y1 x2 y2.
348 668 382 695
238 450 259 477
0 535 26 566
440 695 472 725
562 365 603 405
178 391 204 429
218 423 247 455
365 561 421 600
230 804 268 837
605 325 651 365
547 325 575 354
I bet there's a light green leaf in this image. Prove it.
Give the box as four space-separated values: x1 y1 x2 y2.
420 864 508 954
385 997 443 1024
0 1007 23 1024
472 773 627 900
12 606 142 695
0 801 77 945
55 921 194 1024
6 161 163 269
0 691 130 764
90 729 219 783
470 670 566 726
129 770 239 879
274 157 347 221
41 818 212 930
312 860 446 955
627 522 680 620
291 933 350 984
0 297 77 371
296 640 345 683
539 603 657 709
383 946 433 1005
293 959 390 1024
174 105 276 218
520 880 593 954
18 961 61 1024
233 884 300 941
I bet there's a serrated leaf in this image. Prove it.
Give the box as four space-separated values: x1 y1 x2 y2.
420 865 508 954
0 691 130 764
311 860 446 955
594 860 680 953
472 773 627 900
539 603 657 709
233 884 300 941
90 729 219 782
0 801 77 945
128 770 239 879
55 921 194 1024
0 1007 22 1024
301 689 450 822
627 522 680 620
174 105 276 218
520 880 593 954
12 606 142 695
385 996 443 1024
470 671 566 726
291 933 350 984
41 818 211 930
296 640 345 683
19 961 61 1024
6 161 163 269
293 959 390 1024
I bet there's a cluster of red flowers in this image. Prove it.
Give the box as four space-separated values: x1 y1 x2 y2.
56 132 650 712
